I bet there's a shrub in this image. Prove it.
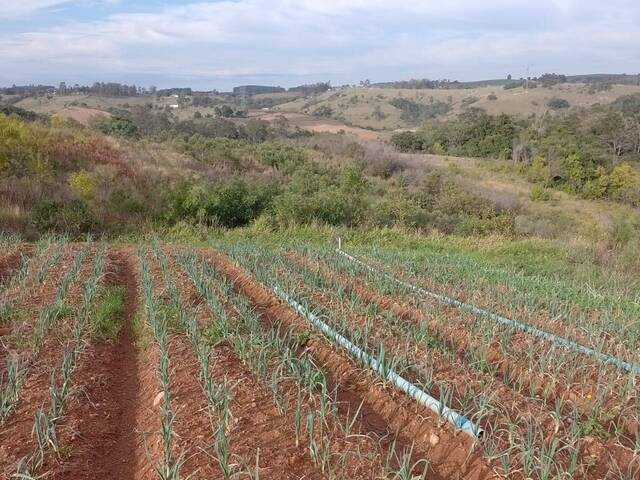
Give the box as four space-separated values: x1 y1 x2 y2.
31 199 97 236
258 142 307 172
389 98 450 123
526 156 551 183
312 105 334 118
68 170 97 200
390 131 423 152
611 93 640 115
371 195 427 228
487 93 498 101
93 116 139 138
529 184 551 202
165 178 277 228
547 97 570 110
461 96 479 107
431 142 445 155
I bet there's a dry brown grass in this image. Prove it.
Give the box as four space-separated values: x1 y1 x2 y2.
275 83 640 130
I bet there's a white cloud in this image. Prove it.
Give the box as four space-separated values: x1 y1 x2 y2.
0 0 76 19
0 0 638 87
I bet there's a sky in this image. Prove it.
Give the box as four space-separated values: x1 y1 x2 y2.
1 0 639 90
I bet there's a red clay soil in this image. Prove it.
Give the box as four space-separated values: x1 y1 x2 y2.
166 335 223 479
276 265 635 480
199 249 496 480
165 250 333 478
152 249 328 479
0 243 33 285
288 253 632 430
0 249 93 476
145 251 222 479
210 342 327 479
0 244 94 377
38 248 141 480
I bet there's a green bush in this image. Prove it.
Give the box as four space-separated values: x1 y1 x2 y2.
68 170 97 200
258 142 307 172
530 184 551 202
389 98 450 123
93 116 139 138
165 178 277 228
547 97 570 110
390 131 423 152
31 199 97 236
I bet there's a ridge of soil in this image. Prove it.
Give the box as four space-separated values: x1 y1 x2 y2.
0 247 92 477
290 253 633 432
200 248 496 480
0 244 33 285
277 260 635 479
153 249 328 479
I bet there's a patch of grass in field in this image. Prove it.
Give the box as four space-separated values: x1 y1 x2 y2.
92 286 126 340
131 307 151 350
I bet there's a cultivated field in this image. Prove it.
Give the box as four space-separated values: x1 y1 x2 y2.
0 237 638 479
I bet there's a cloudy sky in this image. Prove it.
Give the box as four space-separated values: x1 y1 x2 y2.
1 0 638 90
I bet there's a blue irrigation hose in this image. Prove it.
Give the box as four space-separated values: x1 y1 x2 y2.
273 285 483 438
336 248 640 376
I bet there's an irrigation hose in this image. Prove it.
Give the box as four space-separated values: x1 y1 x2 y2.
336 248 640 376
273 285 483 439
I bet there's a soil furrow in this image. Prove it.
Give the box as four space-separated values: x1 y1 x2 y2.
200 248 496 480
161 248 328 479
0 244 33 286
291 252 638 437
38 248 141 480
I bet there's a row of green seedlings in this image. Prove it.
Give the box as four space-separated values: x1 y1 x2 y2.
180 249 429 479
138 247 185 480
267 255 605 480
176 250 337 477
343 252 639 445
0 237 66 324
222 243 639 480
13 244 106 478
149 243 235 479
329 247 639 369
0 241 90 422
307 247 639 446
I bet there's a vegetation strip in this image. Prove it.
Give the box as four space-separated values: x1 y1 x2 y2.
13 245 106 477
273 285 482 439
337 248 640 375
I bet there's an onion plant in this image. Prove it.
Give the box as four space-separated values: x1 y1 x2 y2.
12 244 105 477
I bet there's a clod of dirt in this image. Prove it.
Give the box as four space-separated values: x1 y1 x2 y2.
153 391 164 407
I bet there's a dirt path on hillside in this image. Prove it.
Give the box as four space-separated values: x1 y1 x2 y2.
251 111 383 142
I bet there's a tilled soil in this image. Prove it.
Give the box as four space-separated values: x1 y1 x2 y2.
6 243 598 479
149 248 328 479
199 248 495 480
287 251 639 479
39 248 141 480
0 244 33 285
0 245 92 477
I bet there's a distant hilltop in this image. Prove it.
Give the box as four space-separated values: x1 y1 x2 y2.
232 83 331 96
233 85 285 95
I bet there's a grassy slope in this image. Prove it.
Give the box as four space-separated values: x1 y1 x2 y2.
408 153 638 238
167 224 639 335
275 84 640 130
